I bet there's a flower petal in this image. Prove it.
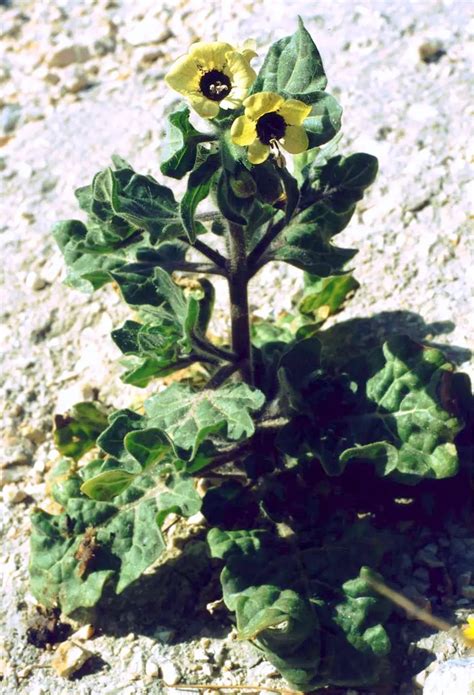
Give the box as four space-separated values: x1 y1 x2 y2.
280 125 309 154
248 140 270 164
165 54 201 93
188 41 234 70
244 92 284 120
189 95 220 119
226 51 256 89
231 116 257 146
278 99 312 126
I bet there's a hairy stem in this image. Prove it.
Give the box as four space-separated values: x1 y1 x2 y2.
192 238 227 270
247 217 286 275
227 223 253 384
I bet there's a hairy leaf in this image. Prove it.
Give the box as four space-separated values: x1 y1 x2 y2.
251 18 327 97
208 524 393 690
278 336 464 481
145 382 265 458
160 106 214 179
298 273 359 323
53 402 109 461
180 152 220 242
111 267 214 386
29 453 201 615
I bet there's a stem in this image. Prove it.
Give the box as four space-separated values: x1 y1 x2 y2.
247 217 286 275
227 223 253 384
206 361 240 389
192 238 227 270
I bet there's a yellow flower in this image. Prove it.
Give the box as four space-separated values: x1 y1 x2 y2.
462 615 474 646
231 91 312 164
165 41 257 119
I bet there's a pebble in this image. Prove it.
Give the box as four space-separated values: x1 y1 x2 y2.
419 39 446 63
1 104 21 135
50 640 93 678
145 658 160 678
423 658 474 695
25 272 47 292
47 43 91 69
2 485 28 505
160 661 181 686
123 19 172 47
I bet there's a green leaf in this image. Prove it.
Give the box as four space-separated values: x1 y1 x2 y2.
180 153 220 242
111 268 215 386
53 402 109 461
53 217 187 293
251 18 327 97
303 92 343 149
124 428 173 470
145 382 265 458
29 451 203 615
279 336 464 482
80 469 137 501
273 202 357 275
155 475 201 527
160 107 214 180
298 273 359 323
30 457 172 613
279 167 299 222
207 523 393 690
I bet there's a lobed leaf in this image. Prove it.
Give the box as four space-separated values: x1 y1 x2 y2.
53 402 109 461
30 456 201 614
160 106 215 180
145 382 265 459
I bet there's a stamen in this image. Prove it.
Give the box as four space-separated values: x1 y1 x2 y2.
200 70 232 101
256 112 286 145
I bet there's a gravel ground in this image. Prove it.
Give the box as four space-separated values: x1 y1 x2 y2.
1 0 473 693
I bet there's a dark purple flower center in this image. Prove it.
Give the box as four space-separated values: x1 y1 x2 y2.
200 70 231 101
256 112 286 145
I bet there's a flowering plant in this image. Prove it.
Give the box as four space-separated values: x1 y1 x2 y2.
29 19 472 691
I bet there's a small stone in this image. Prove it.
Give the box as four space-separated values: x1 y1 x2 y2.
193 647 209 662
200 663 213 678
25 272 47 291
51 640 93 678
124 19 172 47
419 39 446 64
1 104 21 135
71 624 94 641
423 658 474 695
251 661 279 678
2 484 27 505
145 659 160 678
153 626 176 643
160 661 181 686
125 652 144 680
41 177 58 194
412 667 429 688
47 43 91 68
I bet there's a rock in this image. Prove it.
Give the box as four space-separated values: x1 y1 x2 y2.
423 658 474 695
461 586 474 600
25 272 47 291
160 661 181 686
2 484 27 505
60 66 94 95
40 176 58 193
1 104 21 135
145 658 160 678
71 624 94 641
47 43 91 69
123 19 172 47
51 640 93 678
419 39 446 63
